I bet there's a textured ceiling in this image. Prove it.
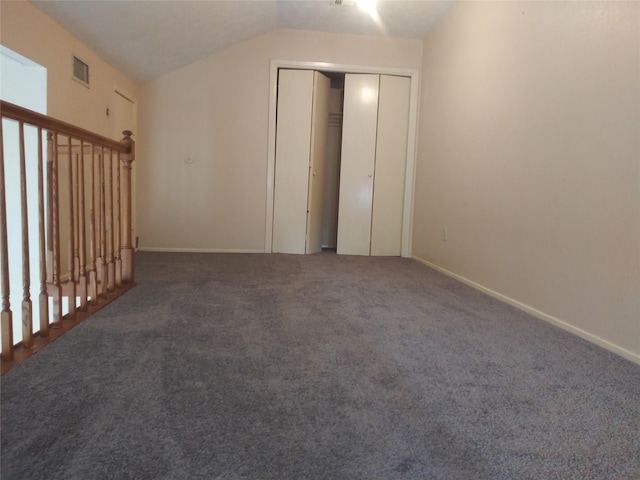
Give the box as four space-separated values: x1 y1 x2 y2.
32 0 454 83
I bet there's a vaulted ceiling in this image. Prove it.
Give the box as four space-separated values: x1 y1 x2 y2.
32 0 454 83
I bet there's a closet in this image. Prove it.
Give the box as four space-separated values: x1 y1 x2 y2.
272 70 411 256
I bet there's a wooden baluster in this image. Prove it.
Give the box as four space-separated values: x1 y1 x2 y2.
88 145 97 305
114 152 122 287
46 133 53 284
0 120 14 361
66 136 76 317
77 141 87 310
106 150 115 292
38 128 49 337
120 131 135 283
97 148 106 298
73 149 80 281
19 123 33 349
50 133 62 326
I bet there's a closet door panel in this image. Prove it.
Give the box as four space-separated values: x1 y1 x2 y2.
305 72 331 254
371 75 411 256
337 74 379 256
272 70 314 254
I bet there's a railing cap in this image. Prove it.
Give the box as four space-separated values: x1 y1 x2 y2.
1 100 131 154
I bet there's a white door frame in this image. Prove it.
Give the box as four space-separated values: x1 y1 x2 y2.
265 59 420 257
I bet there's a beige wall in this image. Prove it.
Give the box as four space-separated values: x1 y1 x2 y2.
137 29 422 252
413 1 640 361
0 0 139 138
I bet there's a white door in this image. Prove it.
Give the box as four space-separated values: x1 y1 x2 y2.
305 72 330 254
370 75 410 256
272 70 314 254
112 90 135 141
336 74 379 256
111 89 136 247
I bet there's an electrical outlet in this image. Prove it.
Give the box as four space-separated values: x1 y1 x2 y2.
443 227 447 241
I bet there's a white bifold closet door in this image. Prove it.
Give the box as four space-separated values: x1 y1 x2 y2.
272 69 330 254
336 74 380 256
337 74 411 256
371 75 411 256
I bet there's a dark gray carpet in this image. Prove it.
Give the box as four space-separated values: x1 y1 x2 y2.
1 252 639 479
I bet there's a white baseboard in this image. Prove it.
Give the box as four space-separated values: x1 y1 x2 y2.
137 247 265 254
412 256 640 366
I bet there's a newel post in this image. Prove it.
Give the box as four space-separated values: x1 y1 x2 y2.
120 130 135 283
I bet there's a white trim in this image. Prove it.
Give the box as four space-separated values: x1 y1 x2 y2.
0 46 42 68
265 59 420 258
138 247 265 254
402 71 419 257
412 255 640 366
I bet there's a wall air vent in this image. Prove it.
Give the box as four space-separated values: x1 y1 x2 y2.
73 55 90 88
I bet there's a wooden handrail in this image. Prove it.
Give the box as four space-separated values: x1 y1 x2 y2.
0 101 128 154
0 100 135 369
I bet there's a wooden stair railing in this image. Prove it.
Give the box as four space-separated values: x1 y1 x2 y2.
0 100 135 371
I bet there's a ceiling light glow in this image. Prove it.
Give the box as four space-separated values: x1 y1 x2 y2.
357 0 377 17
